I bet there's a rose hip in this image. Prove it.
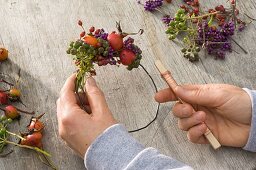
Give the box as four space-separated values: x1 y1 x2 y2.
0 48 8 61
0 92 8 105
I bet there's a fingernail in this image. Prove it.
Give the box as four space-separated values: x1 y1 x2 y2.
86 77 96 87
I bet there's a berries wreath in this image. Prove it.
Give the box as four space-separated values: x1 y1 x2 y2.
67 21 160 133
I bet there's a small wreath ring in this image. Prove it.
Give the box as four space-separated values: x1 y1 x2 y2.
67 21 160 133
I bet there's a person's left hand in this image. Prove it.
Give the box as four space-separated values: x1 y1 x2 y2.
56 74 117 157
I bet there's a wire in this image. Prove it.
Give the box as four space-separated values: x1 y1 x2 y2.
128 64 160 133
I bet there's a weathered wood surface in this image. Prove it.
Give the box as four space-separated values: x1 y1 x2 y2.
0 0 256 169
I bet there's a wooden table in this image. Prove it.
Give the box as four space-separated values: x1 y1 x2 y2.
0 0 255 169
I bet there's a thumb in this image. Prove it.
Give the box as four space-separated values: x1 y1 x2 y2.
85 77 109 114
175 84 217 106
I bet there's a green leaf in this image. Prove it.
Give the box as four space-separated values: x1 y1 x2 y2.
208 15 214 26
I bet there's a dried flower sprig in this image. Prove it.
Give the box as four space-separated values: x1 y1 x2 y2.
140 0 253 61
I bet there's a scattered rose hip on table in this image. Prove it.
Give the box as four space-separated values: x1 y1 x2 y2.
0 92 8 105
27 113 45 132
9 88 21 101
20 132 43 148
4 105 20 119
0 49 54 168
0 48 8 61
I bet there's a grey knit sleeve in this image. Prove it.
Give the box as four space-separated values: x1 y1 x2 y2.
243 89 256 152
84 124 192 170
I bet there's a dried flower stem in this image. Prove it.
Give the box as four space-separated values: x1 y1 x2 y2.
0 79 14 86
188 11 219 20
3 140 51 157
6 130 25 140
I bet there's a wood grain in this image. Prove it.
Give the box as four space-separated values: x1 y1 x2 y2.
0 0 255 169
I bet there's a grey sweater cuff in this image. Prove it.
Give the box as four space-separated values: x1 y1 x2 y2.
84 124 145 169
84 124 191 170
243 89 256 152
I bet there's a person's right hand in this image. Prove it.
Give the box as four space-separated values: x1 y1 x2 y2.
155 84 252 147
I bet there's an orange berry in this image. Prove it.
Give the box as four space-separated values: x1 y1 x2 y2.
83 35 98 47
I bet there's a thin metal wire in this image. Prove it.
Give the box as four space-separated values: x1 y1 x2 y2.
128 64 160 133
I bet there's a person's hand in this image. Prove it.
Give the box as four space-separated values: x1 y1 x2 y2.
56 74 117 157
155 84 252 147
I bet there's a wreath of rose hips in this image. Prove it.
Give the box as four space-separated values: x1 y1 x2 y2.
67 21 143 91
67 21 160 133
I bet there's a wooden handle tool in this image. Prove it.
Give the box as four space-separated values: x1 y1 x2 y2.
155 60 221 150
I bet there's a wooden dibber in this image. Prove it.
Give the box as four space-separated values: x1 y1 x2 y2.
155 60 221 150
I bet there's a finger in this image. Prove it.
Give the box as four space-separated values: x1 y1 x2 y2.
187 123 208 144
154 84 205 103
85 77 109 114
154 88 178 103
60 74 77 105
175 84 222 106
172 102 194 118
178 111 206 131
60 74 76 95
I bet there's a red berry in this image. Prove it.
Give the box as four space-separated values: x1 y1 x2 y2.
165 0 172 3
78 20 83 26
193 8 199 14
107 32 123 50
98 59 109 66
80 31 85 38
120 49 136 66
215 5 225 12
5 105 19 119
89 26 95 33
180 5 186 9
95 29 101 35
193 0 199 6
235 9 239 15
230 0 235 5
216 14 226 21
0 92 8 105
